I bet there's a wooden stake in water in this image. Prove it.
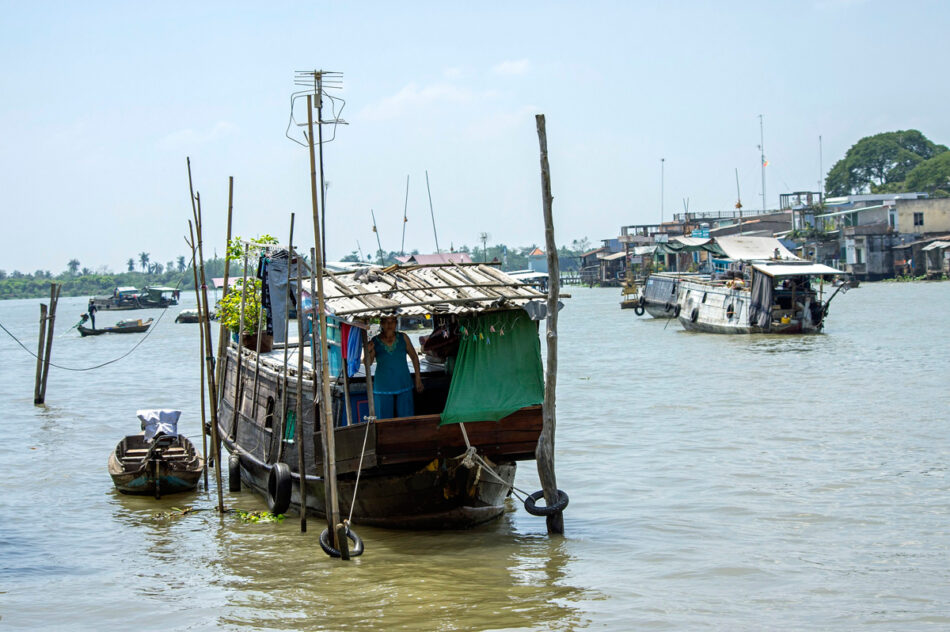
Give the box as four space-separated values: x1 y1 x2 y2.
535 114 564 535
278 214 295 465
186 158 224 513
187 223 210 491
295 254 307 533
33 303 48 405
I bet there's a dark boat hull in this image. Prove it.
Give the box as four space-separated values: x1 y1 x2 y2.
79 321 152 336
217 345 540 528
108 434 203 496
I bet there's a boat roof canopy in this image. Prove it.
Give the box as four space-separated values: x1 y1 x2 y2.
300 263 548 319
145 286 178 293
715 235 799 261
751 261 843 277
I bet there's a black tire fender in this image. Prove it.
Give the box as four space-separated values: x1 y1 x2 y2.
228 453 242 492
690 308 699 323
267 462 292 514
633 304 645 316
672 304 681 318
320 526 364 558
524 489 569 516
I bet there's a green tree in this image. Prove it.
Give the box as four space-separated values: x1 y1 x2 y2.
825 130 948 196
904 151 950 197
67 259 80 275
177 256 186 272
80 267 92 276
127 258 135 272
139 252 150 273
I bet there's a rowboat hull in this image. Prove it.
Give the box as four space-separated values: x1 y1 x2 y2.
108 434 203 497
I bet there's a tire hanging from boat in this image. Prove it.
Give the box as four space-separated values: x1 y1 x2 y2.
524 489 569 516
690 308 699 323
266 462 292 514
633 304 644 316
320 525 364 558
228 453 242 492
672 304 681 318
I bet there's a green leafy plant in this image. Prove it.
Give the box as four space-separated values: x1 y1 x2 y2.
227 234 279 261
218 277 266 334
236 510 285 523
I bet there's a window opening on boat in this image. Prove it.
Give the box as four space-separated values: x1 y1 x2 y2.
264 396 276 430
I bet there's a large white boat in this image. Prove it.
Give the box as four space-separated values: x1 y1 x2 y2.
675 236 845 334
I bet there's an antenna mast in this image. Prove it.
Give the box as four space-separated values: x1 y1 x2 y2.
425 170 441 253
400 175 409 256
758 114 767 212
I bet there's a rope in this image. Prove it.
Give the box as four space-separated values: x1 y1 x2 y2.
0 306 173 371
455 422 532 502
346 416 374 525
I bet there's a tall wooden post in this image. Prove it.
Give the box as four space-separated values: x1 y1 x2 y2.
535 114 564 535
33 304 48 405
187 159 225 513
278 214 295 465
295 255 308 532
188 224 210 491
307 91 344 552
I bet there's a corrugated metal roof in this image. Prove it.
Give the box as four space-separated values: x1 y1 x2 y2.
300 263 547 319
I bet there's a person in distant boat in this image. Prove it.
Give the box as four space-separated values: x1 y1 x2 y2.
365 315 423 419
88 302 97 329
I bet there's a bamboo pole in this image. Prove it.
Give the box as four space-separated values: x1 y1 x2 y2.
250 303 264 420
307 92 344 553
37 283 60 404
295 254 307 532
232 245 250 440
187 225 210 491
535 114 564 535
278 214 295 464
33 304 48 405
187 159 224 513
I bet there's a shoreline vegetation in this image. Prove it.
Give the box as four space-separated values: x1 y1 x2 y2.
0 241 591 300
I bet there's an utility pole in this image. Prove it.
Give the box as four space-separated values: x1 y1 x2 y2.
660 157 665 224
758 114 767 212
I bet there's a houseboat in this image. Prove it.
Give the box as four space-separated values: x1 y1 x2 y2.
89 286 143 311
217 262 555 529
674 236 844 334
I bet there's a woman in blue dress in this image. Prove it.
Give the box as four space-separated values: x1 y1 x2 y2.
365 315 424 418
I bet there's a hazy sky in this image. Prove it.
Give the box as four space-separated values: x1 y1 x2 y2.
3 1 949 275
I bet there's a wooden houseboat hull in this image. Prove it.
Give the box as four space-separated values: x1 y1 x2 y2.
79 319 153 336
675 279 823 335
217 345 540 529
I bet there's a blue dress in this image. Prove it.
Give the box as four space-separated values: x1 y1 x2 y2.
371 334 415 418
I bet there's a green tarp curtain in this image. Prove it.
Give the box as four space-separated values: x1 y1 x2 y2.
439 311 544 425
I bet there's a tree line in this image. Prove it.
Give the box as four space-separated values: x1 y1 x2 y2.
825 130 950 197
0 240 592 300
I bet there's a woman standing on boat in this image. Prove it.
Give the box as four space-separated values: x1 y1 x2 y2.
365 315 424 419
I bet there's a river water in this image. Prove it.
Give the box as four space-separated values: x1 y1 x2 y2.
1 282 948 630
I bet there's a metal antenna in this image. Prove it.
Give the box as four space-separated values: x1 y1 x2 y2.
425 170 441 253
400 175 410 256
371 209 385 265
758 114 767 212
479 232 490 262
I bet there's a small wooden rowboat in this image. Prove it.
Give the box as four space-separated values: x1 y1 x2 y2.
79 318 153 336
108 432 204 498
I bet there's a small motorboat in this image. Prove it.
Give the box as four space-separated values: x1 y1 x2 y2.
108 410 204 498
79 316 153 336
174 309 214 323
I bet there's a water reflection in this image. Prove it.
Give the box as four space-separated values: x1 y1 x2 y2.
213 508 588 631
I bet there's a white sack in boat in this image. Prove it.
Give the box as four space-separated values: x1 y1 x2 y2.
137 409 181 441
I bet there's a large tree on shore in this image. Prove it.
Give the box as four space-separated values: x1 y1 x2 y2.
127 258 135 272
67 259 80 275
825 130 947 196
139 252 150 273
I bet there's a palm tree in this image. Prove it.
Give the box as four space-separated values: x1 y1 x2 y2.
67 259 80 275
127 258 135 272
177 256 186 272
139 252 150 273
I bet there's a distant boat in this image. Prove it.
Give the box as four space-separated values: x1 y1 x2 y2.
108 410 203 498
78 317 153 336
88 286 143 311
139 286 180 308
175 309 214 323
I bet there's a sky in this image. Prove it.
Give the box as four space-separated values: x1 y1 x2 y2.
3 0 949 275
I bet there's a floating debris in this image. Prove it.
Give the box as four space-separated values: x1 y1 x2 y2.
236 510 285 524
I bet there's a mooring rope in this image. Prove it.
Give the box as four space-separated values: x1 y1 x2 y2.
456 422 532 502
346 415 375 525
0 305 173 371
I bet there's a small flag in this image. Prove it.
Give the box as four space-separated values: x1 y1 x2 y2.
762 160 769 167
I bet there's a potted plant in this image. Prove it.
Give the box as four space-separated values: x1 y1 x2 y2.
218 278 272 352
